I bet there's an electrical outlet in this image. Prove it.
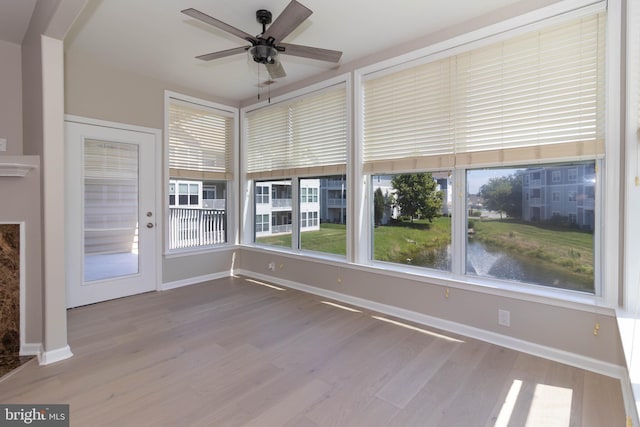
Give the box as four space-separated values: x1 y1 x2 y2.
268 262 275 271
0 138 6 152
498 309 510 327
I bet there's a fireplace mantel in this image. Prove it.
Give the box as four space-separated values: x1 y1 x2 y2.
0 156 39 177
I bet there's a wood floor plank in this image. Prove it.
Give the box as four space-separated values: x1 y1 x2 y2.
0 276 626 426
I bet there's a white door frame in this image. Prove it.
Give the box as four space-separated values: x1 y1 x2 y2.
64 115 162 307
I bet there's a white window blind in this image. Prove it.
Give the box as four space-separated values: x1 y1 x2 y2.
246 84 347 179
168 98 234 180
363 12 605 173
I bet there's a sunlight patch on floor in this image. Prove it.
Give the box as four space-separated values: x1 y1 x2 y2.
494 379 523 427
525 383 572 427
371 315 464 343
320 301 362 313
244 278 286 291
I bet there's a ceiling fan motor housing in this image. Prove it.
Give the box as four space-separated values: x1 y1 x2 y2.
256 9 273 26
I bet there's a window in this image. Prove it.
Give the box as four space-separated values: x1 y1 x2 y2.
255 180 292 248
255 214 269 233
246 81 348 253
172 180 201 207
568 192 576 202
361 11 604 293
372 172 451 271
467 162 595 293
256 186 269 204
299 175 346 256
166 93 235 250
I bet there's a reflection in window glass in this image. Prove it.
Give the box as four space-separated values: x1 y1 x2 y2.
466 162 595 293
255 180 292 248
299 175 347 256
372 172 452 271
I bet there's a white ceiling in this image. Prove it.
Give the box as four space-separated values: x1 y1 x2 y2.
4 0 543 103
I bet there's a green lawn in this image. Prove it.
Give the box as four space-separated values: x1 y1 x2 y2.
471 218 594 280
256 223 346 255
373 217 451 268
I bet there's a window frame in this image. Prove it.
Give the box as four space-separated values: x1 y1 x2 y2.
352 1 615 305
240 0 619 308
164 91 239 256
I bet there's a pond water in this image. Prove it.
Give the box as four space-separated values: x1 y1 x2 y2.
412 240 592 292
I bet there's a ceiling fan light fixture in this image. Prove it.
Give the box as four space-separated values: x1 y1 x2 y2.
249 44 278 64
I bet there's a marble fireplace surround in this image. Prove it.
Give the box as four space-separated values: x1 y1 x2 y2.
0 223 24 358
0 156 41 360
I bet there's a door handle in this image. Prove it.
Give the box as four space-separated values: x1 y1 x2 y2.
146 222 154 229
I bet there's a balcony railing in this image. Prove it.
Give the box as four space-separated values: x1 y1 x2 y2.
169 207 226 249
271 198 292 209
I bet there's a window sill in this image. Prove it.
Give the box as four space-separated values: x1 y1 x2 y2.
244 244 612 315
164 244 238 259
365 260 611 315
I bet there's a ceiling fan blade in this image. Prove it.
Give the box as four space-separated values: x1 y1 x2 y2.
262 0 312 42
266 61 287 79
181 8 256 43
196 46 248 61
279 43 342 63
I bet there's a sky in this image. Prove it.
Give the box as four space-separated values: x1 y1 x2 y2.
466 168 520 195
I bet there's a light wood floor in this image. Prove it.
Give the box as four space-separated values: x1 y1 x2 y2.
0 276 626 426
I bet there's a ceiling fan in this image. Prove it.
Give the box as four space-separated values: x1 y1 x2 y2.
181 0 343 79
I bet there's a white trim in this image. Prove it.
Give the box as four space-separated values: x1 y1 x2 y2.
160 271 231 291
164 243 239 259
235 268 625 379
19 343 42 357
64 114 160 136
0 162 37 177
163 91 239 254
356 1 605 81
38 345 73 365
242 73 350 115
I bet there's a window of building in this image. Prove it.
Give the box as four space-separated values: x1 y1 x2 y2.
299 175 346 256
255 214 269 233
256 185 269 204
254 180 293 248
568 168 578 182
568 192 576 202
552 192 561 202
166 93 235 251
552 171 561 183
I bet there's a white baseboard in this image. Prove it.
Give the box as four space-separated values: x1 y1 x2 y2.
19 343 42 356
160 271 231 291
235 269 626 380
38 345 73 365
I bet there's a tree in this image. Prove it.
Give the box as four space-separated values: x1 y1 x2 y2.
478 174 522 219
373 187 385 226
391 173 444 222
